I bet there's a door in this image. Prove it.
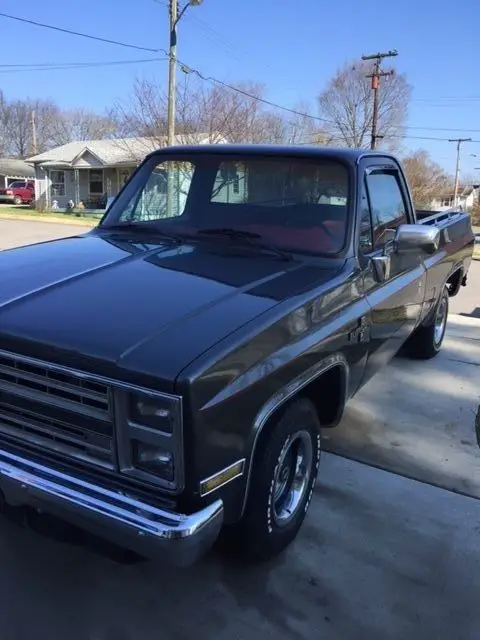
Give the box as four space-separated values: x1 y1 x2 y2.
118 168 133 189
359 161 427 383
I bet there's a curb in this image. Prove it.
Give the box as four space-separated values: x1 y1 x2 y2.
0 214 97 228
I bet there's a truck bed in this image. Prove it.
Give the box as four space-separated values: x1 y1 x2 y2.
416 209 474 249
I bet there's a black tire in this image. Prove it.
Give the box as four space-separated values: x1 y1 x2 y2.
404 286 449 360
233 398 321 563
13 196 22 205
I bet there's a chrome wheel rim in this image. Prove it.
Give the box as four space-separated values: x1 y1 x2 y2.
272 430 313 527
434 295 448 346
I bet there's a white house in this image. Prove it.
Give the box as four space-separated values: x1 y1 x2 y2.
27 134 226 211
430 184 480 212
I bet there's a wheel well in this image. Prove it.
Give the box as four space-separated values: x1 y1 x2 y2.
241 364 347 519
299 365 346 428
255 365 346 453
446 268 463 297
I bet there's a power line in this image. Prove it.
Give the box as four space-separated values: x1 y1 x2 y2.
0 11 159 53
5 54 480 137
2 11 479 146
0 58 166 73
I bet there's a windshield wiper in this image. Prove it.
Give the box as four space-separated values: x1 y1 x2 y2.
197 227 292 261
102 222 183 244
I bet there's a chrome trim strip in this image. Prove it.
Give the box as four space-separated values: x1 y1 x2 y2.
0 448 223 565
240 353 349 517
199 458 246 497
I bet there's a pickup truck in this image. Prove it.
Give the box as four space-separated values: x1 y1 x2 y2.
0 180 35 205
0 145 474 566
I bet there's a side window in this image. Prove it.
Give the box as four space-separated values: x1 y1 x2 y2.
365 170 407 248
359 178 373 253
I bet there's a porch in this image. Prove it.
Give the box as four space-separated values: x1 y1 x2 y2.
37 166 135 212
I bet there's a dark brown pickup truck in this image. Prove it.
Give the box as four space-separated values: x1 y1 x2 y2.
0 145 474 565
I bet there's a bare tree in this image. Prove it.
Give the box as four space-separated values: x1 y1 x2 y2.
0 97 61 157
317 60 411 149
51 108 117 146
0 90 8 155
112 77 312 149
402 150 451 209
282 101 330 145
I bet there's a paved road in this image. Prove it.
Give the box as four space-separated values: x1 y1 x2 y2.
0 219 88 250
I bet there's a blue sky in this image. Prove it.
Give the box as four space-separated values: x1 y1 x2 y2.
1 0 479 177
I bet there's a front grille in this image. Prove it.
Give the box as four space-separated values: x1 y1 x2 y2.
0 352 114 469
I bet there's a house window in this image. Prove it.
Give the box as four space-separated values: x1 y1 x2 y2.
233 174 240 194
89 170 104 195
50 170 65 196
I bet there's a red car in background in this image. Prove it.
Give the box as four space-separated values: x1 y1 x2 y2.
0 180 35 205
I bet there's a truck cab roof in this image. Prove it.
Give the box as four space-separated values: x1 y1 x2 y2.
146 143 399 166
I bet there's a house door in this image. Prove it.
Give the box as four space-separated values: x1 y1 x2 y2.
118 168 133 191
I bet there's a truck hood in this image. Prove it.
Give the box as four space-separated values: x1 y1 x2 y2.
0 232 340 388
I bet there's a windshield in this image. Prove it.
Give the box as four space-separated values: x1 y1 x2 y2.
101 154 350 255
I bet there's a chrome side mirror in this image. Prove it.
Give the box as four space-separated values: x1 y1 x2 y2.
394 224 440 255
370 224 440 283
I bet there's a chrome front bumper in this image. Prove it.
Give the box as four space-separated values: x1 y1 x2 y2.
0 449 223 566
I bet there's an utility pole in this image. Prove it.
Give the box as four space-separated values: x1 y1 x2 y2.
362 50 398 150
166 0 201 216
449 138 472 208
167 0 178 148
31 110 37 156
166 0 202 147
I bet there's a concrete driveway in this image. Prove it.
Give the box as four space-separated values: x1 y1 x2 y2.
0 454 479 640
326 313 480 498
449 260 480 319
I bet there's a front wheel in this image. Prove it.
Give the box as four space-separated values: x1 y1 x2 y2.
13 196 23 205
404 286 449 359
233 398 321 562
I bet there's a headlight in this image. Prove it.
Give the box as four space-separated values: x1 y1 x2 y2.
132 441 174 481
120 390 182 489
129 394 174 433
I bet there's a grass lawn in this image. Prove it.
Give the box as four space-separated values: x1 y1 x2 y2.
0 205 101 227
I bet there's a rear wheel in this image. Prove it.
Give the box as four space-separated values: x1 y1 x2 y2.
404 286 449 359
232 398 321 562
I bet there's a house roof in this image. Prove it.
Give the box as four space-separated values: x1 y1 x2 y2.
0 157 34 178
26 134 221 167
436 185 480 199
